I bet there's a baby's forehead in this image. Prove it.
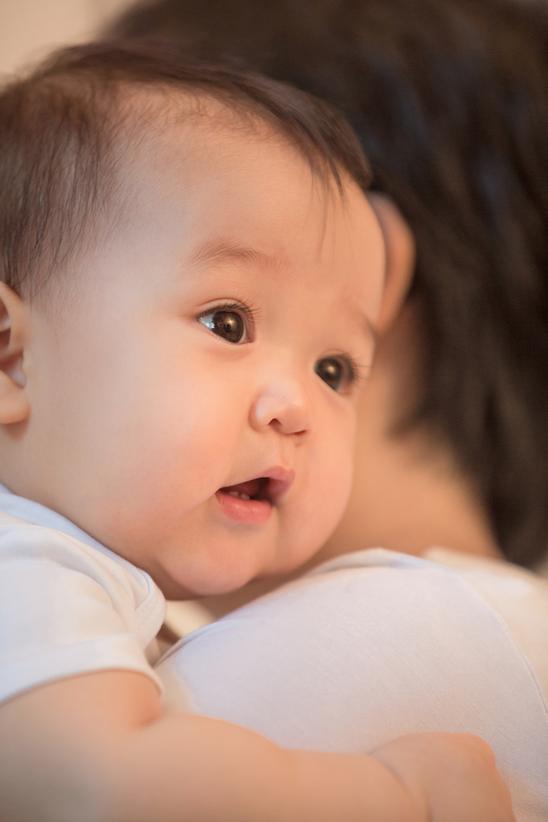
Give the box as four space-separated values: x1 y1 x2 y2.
103 100 373 251
111 90 290 195
68 91 381 339
118 88 320 183
112 91 352 233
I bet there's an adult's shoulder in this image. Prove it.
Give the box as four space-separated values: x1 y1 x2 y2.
159 548 548 820
162 548 548 705
160 548 548 773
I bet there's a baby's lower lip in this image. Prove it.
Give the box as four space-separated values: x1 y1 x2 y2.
215 490 272 525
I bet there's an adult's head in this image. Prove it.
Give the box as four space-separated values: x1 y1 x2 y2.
110 0 548 567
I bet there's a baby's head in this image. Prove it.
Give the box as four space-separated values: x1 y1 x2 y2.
0 43 386 597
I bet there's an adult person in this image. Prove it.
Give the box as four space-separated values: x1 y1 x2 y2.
108 2 548 820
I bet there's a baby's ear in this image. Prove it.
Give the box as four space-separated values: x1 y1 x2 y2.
369 194 415 333
0 282 31 424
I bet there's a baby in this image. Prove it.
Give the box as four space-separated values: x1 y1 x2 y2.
0 43 513 822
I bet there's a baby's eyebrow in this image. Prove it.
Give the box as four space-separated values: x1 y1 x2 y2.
191 237 378 347
190 238 281 270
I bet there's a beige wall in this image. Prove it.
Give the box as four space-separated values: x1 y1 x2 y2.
0 0 134 75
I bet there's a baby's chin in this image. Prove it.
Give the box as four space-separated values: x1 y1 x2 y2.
150 550 273 601
155 535 322 601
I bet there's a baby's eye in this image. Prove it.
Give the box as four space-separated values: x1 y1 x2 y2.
315 355 358 393
198 304 253 344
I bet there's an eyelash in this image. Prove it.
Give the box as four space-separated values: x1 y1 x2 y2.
197 300 259 343
197 302 371 393
319 352 371 393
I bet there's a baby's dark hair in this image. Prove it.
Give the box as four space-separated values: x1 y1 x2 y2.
110 0 548 567
0 40 369 300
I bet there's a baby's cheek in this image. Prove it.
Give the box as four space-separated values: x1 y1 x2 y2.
281 438 354 569
320 431 355 527
316 460 353 539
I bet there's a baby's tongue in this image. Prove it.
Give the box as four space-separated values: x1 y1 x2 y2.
221 479 261 497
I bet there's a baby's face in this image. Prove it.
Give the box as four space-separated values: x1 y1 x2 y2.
25 120 384 598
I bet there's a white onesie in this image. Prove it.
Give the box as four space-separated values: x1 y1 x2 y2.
0 483 164 704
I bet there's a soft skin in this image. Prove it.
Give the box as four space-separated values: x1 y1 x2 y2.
200 196 501 617
0 114 384 599
0 102 515 822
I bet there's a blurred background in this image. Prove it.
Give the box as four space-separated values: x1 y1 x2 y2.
0 0 133 75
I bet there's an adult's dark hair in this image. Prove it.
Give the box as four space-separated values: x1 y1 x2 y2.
0 40 369 300
109 0 548 567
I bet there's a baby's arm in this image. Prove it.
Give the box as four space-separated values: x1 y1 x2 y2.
0 671 513 822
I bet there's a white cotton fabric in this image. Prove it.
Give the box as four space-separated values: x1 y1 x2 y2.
0 483 165 703
158 547 548 822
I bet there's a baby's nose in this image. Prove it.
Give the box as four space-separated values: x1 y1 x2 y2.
250 381 310 437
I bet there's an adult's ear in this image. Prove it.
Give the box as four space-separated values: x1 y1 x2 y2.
0 282 31 424
369 193 415 333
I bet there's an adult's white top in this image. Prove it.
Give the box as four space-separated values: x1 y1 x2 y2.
0 483 165 704
159 548 548 822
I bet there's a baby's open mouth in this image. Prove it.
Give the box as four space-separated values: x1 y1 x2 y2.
220 477 270 502
216 468 294 525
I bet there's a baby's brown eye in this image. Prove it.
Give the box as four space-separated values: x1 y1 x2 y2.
199 309 245 343
315 356 355 392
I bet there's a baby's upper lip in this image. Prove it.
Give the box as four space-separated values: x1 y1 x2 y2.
261 466 295 502
219 466 295 504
